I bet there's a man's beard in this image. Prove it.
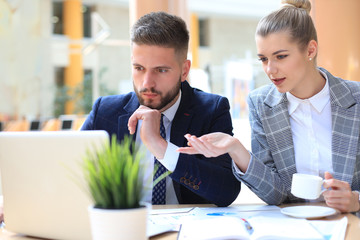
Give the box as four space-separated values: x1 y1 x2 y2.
134 76 182 110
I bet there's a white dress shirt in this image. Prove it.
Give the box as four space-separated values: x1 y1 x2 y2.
233 70 333 190
286 70 333 178
136 92 181 204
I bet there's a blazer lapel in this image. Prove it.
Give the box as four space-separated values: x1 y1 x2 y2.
259 68 360 188
118 93 139 141
169 81 195 201
326 69 360 183
263 87 296 188
171 81 194 147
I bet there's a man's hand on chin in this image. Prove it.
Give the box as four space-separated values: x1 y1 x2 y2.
128 105 167 159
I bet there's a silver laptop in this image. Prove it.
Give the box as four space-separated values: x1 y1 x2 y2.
0 130 109 240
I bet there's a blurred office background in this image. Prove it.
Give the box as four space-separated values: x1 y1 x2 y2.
0 0 279 125
1 0 359 129
0 0 359 202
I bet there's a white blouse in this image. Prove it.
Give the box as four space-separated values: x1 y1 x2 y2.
286 70 333 178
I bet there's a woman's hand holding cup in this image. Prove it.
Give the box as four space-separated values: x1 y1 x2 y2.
322 172 360 213
291 172 360 213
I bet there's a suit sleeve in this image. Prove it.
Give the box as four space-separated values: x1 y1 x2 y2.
171 96 241 207
81 97 102 130
234 95 289 205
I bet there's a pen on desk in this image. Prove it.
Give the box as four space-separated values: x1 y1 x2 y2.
241 218 254 235
176 224 182 240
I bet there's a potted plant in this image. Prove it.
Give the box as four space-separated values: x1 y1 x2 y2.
82 135 148 240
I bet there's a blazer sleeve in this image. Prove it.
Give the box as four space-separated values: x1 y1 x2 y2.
171 95 241 207
81 97 101 131
80 94 137 139
234 94 290 205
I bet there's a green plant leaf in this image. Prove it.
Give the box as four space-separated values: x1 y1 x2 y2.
152 168 172 187
82 134 144 209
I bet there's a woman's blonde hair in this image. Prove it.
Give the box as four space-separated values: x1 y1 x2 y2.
256 0 317 51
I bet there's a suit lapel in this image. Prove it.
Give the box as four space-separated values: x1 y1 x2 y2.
171 81 194 147
326 69 360 183
263 87 296 188
169 81 194 200
118 93 139 141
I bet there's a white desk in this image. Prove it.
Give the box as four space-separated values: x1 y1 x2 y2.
1 203 359 240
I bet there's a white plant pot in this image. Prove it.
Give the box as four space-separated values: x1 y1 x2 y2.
88 205 148 240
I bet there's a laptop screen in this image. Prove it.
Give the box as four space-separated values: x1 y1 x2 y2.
0 130 109 240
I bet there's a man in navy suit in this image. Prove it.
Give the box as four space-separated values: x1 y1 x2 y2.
81 12 240 206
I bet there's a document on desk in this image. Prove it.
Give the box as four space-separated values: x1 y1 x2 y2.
147 207 194 237
148 205 346 239
147 205 279 237
310 217 348 240
149 205 279 226
177 215 324 240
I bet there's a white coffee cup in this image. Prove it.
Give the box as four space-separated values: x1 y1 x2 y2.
291 173 326 200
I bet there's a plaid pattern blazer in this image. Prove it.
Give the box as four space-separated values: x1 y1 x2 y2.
234 67 360 205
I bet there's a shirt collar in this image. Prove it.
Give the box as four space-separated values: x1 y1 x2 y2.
162 90 181 123
286 70 330 115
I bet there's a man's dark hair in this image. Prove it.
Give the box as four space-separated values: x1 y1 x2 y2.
130 11 189 60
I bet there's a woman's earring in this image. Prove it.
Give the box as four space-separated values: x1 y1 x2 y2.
309 57 312 61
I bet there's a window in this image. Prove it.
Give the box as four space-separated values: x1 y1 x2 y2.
54 67 66 117
199 18 210 47
53 67 93 116
52 2 63 35
82 5 92 38
52 1 93 38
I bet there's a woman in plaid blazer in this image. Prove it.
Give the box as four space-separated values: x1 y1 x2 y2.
178 0 360 213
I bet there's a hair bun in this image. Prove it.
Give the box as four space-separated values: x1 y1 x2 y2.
281 0 311 14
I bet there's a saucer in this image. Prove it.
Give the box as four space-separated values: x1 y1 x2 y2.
281 206 337 219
